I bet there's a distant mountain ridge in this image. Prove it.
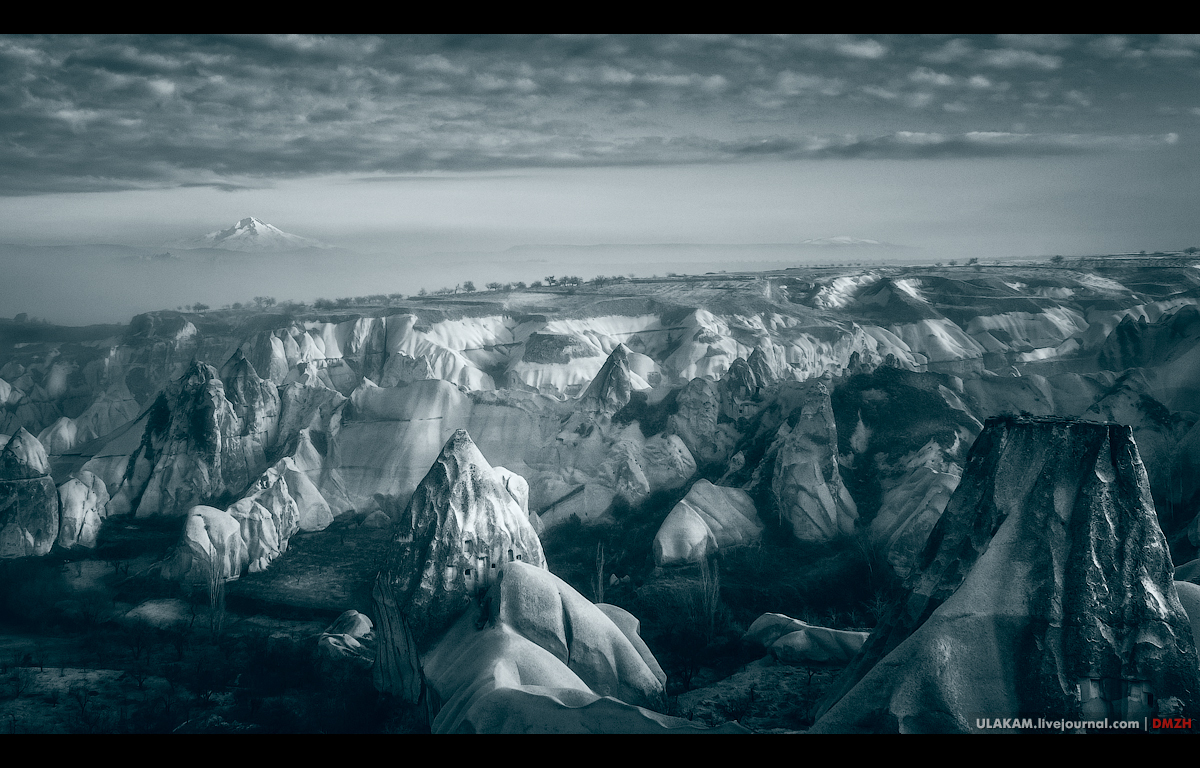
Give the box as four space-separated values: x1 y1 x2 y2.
187 217 329 253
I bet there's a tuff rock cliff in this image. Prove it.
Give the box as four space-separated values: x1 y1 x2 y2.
812 416 1200 733
372 429 546 706
0 428 58 558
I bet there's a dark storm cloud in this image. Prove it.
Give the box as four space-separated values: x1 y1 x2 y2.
0 34 1195 195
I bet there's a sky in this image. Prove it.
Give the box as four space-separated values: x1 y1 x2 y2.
1 34 1198 322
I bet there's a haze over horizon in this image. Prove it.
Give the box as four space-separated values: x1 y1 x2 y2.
1 34 1198 324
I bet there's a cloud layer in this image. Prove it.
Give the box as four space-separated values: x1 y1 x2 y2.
1 34 1196 194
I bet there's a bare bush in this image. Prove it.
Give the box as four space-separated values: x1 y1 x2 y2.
206 540 226 639
592 542 606 604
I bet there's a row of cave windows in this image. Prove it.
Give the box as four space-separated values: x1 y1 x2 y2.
454 548 522 580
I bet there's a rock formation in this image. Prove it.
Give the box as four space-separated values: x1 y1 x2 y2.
37 416 78 454
0 427 49 479
159 505 249 582
318 610 376 668
372 429 546 707
812 416 1200 733
420 560 744 733
578 343 636 420
56 470 109 549
743 613 868 665
156 448 336 581
0 428 59 558
108 359 280 518
667 377 737 467
653 479 762 567
769 383 858 542
327 378 471 511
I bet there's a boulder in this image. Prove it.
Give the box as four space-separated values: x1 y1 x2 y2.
123 598 192 630
372 429 546 705
743 613 867 665
812 416 1200 733
318 610 376 666
653 480 762 567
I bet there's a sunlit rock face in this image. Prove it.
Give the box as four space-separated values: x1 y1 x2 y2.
578 344 638 420
0 427 49 479
56 470 109 549
668 377 737 468
386 314 503 392
769 383 857 543
372 429 546 705
327 378 472 512
0 428 58 558
37 416 78 455
114 359 280 518
653 480 762 567
421 561 746 734
813 416 1200 734
158 505 250 582
318 610 376 668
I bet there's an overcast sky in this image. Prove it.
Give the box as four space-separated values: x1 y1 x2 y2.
1 34 1198 268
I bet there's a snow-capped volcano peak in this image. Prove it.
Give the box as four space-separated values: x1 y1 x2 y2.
196 217 328 252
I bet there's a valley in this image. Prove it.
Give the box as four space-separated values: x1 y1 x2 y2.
3 255 1200 733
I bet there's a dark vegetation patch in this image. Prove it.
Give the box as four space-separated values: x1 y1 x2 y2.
0 515 415 733
125 367 158 406
0 319 126 345
228 512 395 619
612 387 680 437
540 471 901 698
521 333 595 364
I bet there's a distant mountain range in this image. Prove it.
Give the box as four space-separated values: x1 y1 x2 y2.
182 217 330 253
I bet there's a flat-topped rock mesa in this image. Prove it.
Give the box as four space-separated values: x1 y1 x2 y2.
372 429 546 706
812 415 1200 733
